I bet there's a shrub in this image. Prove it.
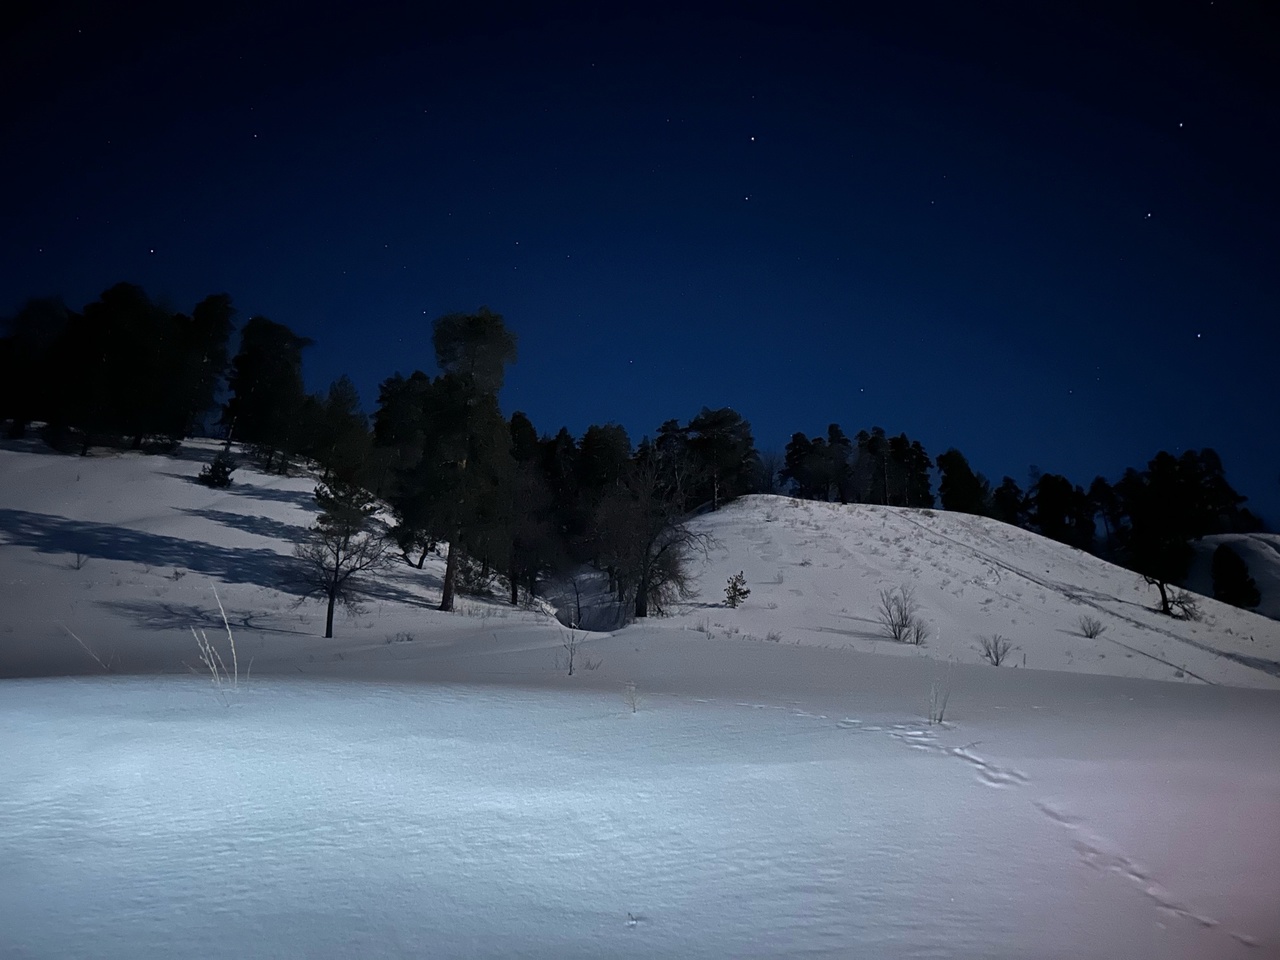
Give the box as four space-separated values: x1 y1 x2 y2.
1078 614 1106 639
197 452 237 488
978 634 1015 666
877 585 926 644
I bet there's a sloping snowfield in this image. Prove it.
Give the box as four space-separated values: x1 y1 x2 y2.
2 440 1279 958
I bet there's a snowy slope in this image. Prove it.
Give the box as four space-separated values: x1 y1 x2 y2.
0 438 562 678
1187 532 1280 621
1 442 1278 688
671 496 1280 688
3 440 1280 959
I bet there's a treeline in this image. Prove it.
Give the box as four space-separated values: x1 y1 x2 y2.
0 283 234 453
0 283 1267 616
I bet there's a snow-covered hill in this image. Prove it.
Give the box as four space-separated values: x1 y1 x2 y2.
673 496 1280 688
1 440 1277 688
4 439 1280 959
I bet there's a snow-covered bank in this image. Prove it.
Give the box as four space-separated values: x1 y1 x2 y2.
3 676 1277 959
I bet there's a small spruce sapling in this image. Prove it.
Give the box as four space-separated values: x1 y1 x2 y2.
198 452 237 488
725 571 751 608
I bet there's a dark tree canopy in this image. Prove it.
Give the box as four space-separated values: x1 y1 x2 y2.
685 406 759 511
6 281 1272 627
1027 472 1095 550
991 477 1028 527
936 448 989 515
1211 543 1261 609
2 284 235 451
222 315 313 469
432 306 518 394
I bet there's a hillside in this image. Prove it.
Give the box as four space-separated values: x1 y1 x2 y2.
670 496 1280 688
1 439 1277 689
5 439 1280 959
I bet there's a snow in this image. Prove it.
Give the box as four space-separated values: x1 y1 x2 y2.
6 677 1278 959
1189 532 1280 622
2 440 1279 957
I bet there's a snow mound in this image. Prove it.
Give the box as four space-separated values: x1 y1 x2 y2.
669 496 1280 688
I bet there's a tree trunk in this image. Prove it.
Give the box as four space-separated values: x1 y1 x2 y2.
634 579 649 618
325 590 336 638
1147 576 1171 615
416 545 429 569
439 537 460 611
509 555 519 606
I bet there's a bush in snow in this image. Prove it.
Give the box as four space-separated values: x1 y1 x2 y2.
1077 614 1106 639
977 634 1015 666
877 584 927 645
725 571 751 608
197 452 237 488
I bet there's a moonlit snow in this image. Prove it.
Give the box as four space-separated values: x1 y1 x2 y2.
2 440 1278 958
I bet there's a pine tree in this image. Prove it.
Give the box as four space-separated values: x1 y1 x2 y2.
310 376 370 484
197 452 237 488
294 480 392 638
936 448 989 515
780 432 816 498
1211 544 1261 609
991 477 1028 527
423 308 518 612
221 316 313 472
725 571 750 608
686 407 759 510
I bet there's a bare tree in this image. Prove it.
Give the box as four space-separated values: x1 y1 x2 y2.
295 481 394 638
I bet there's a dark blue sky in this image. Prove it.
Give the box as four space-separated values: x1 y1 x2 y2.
4 1 1277 523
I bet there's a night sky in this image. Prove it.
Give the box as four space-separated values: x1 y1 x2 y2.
3 1 1277 523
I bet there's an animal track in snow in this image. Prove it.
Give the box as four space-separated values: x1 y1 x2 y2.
865 720 1261 951
1031 799 1262 947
